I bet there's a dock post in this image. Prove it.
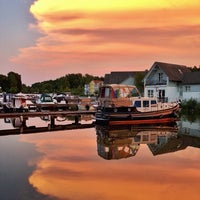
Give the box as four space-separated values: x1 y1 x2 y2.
74 115 80 125
50 115 55 127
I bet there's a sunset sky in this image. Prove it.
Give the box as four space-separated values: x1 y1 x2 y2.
1 0 200 85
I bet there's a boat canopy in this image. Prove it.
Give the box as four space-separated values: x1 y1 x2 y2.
99 84 140 99
40 94 53 102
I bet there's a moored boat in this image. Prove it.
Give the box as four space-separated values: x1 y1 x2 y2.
95 84 181 125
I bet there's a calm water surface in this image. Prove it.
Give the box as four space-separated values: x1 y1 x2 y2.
0 117 200 200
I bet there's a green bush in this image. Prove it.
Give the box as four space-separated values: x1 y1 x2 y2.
181 99 200 114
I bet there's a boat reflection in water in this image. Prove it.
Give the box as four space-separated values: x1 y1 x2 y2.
96 121 200 159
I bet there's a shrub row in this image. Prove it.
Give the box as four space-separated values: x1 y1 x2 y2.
180 99 200 114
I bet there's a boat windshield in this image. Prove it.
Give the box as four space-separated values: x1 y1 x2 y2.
100 85 140 98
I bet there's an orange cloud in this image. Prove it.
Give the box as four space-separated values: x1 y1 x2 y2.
11 0 200 84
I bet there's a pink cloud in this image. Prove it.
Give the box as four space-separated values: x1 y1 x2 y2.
10 2 200 85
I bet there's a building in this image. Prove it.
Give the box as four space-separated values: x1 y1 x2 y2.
143 62 191 102
84 80 103 96
104 71 145 85
182 71 200 102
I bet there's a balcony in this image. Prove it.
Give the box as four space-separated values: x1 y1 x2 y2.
145 80 167 86
158 97 168 103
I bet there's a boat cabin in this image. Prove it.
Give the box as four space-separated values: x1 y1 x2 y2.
99 84 140 99
98 84 140 107
98 84 177 112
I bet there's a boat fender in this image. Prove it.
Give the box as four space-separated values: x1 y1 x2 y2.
114 108 118 112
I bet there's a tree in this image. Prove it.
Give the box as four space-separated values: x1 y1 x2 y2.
134 71 147 94
0 74 9 91
7 72 22 93
188 65 200 71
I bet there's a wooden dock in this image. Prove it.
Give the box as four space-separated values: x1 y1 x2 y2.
0 110 96 119
0 110 96 136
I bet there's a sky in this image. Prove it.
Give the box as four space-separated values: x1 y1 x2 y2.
0 0 200 85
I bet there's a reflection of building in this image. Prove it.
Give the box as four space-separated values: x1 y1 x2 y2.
148 134 185 156
148 119 200 156
96 125 178 160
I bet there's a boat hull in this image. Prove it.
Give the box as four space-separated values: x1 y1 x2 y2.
95 104 180 125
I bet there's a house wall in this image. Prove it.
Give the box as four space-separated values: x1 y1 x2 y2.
89 81 95 94
165 85 181 102
144 81 182 102
182 84 200 102
144 70 181 102
144 85 180 102
145 68 167 85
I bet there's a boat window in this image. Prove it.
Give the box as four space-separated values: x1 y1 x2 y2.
142 134 149 142
44 96 52 102
151 100 157 105
143 100 149 107
114 89 121 98
131 88 139 97
105 88 110 98
134 100 141 107
134 135 141 142
100 88 105 98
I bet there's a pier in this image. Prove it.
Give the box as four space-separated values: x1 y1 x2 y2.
0 110 96 119
0 110 96 136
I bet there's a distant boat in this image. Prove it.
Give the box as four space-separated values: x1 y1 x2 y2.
2 93 29 113
36 93 79 111
95 84 181 125
36 93 56 111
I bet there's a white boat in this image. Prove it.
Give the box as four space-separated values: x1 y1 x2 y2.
2 93 29 113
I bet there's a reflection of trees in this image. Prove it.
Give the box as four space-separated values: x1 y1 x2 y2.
181 114 200 123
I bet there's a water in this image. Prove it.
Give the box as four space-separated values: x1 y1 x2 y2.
0 117 200 200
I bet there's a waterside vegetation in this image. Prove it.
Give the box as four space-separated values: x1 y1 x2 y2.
181 99 200 116
0 72 103 95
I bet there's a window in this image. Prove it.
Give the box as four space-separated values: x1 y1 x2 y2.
143 100 149 107
142 134 149 142
147 90 154 97
105 88 110 97
134 100 141 107
151 100 157 105
158 73 163 82
185 85 190 92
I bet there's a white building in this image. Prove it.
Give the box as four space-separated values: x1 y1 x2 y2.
182 71 200 102
143 62 191 102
